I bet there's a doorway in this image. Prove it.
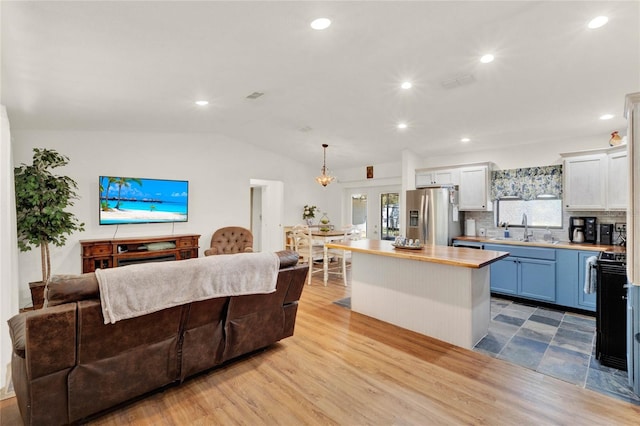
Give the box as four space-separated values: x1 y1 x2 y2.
249 179 284 252
250 187 262 251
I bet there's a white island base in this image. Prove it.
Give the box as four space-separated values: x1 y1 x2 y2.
351 251 490 349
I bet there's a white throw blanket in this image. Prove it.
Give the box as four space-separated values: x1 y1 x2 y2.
584 255 598 294
95 252 280 324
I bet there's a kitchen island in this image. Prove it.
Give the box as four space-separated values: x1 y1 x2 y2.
325 239 508 349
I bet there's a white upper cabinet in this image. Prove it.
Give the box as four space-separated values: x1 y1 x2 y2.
458 164 492 211
563 153 607 210
415 168 460 187
562 146 627 211
607 148 628 210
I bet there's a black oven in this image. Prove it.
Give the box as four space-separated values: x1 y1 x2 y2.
596 251 628 370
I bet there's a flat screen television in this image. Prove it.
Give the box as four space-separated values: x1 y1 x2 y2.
99 176 189 225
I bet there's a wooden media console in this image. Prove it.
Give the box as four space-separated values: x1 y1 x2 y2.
80 234 200 273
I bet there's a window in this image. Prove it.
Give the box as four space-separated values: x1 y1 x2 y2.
497 198 562 228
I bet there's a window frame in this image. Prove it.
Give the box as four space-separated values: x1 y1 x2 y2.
496 197 563 229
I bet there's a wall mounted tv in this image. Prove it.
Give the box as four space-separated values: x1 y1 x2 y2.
99 176 189 225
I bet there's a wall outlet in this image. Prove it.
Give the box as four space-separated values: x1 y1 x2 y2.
615 223 626 233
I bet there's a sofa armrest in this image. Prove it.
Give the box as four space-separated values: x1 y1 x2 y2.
204 247 219 256
8 304 77 379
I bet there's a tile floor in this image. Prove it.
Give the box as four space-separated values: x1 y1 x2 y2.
475 297 640 405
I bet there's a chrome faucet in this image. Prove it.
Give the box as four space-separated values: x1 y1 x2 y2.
522 213 533 242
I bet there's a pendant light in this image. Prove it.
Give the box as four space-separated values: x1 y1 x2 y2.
315 144 335 187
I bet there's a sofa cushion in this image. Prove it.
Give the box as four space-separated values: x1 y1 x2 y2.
8 314 26 358
276 250 299 268
46 273 100 307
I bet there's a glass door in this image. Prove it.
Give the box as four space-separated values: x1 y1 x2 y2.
381 192 400 240
351 194 367 238
345 185 400 240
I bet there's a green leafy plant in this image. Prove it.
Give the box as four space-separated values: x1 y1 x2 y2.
302 204 317 220
14 148 85 283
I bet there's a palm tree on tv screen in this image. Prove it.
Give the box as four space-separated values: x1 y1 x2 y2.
113 177 143 209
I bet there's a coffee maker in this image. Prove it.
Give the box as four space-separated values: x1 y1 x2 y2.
583 217 597 243
569 217 585 243
569 216 597 244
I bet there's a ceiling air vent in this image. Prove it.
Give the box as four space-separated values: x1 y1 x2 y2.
246 92 264 99
440 74 475 89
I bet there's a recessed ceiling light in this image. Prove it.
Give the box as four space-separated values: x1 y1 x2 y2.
195 100 209 106
310 18 331 30
401 81 412 90
588 16 609 29
600 114 614 120
397 122 408 129
480 54 494 64
461 137 471 143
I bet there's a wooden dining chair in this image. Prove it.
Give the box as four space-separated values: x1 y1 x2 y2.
291 224 324 285
325 224 359 286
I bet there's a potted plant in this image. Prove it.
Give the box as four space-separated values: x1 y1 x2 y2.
302 204 317 225
14 148 85 308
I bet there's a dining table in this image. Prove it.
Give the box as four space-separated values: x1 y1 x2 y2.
310 229 346 285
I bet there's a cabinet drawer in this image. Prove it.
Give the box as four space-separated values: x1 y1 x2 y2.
177 237 196 247
83 244 111 256
484 244 555 261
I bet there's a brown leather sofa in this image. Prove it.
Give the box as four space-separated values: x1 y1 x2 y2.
8 250 307 426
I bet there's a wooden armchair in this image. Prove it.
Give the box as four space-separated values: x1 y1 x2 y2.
204 226 254 256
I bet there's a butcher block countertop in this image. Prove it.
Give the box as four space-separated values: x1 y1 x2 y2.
325 239 509 269
454 236 626 253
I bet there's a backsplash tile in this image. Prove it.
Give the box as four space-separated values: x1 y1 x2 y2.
464 209 626 245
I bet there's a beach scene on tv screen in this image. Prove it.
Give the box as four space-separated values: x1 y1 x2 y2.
99 176 188 224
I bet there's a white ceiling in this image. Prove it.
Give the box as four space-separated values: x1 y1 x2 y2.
2 1 639 170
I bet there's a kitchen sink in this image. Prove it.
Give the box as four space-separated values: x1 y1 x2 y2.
489 237 560 245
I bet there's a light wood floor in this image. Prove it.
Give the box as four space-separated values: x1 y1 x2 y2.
3 272 640 425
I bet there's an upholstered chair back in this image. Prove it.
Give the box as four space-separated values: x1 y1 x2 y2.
204 227 254 256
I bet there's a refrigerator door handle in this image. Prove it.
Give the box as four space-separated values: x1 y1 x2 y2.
422 194 429 243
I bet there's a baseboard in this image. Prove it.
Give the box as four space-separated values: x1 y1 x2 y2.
0 388 15 401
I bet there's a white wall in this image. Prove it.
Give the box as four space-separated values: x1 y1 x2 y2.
11 130 329 307
417 135 607 170
1 106 19 397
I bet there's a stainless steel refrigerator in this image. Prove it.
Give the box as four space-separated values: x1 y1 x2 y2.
406 186 462 246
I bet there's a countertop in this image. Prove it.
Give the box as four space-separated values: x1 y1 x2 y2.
453 236 626 253
325 239 509 269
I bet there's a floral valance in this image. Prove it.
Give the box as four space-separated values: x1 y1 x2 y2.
491 165 562 201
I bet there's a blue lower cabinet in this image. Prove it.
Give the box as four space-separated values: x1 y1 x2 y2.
489 256 556 302
490 256 518 295
518 258 556 302
556 249 597 312
486 243 557 303
577 251 597 310
556 249 579 308
485 243 599 311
